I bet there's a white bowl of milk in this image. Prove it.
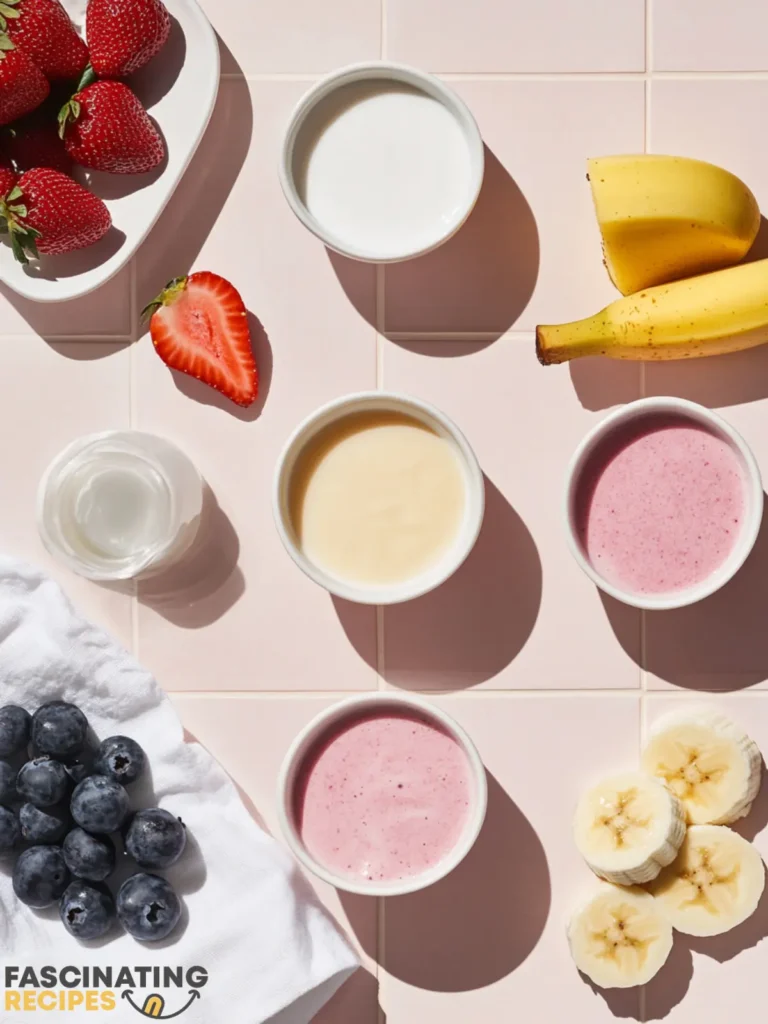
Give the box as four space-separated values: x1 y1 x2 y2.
279 62 485 263
273 392 485 605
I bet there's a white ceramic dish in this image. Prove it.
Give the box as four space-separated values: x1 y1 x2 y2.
273 390 485 605
0 0 220 303
279 61 485 263
564 396 764 611
276 692 488 897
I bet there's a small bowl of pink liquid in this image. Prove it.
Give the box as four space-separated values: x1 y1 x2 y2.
277 693 487 897
565 396 763 611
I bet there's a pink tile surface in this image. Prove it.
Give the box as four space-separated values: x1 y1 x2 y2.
0 269 132 338
0 340 132 645
4 4 768 1023
381 339 641 690
643 695 768 1022
171 695 381 1023
386 0 645 72
133 77 378 692
653 0 768 71
383 80 645 337
203 0 379 75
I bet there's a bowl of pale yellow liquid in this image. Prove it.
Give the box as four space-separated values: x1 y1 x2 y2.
273 393 485 604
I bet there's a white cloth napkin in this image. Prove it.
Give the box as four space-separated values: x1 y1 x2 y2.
0 558 358 1023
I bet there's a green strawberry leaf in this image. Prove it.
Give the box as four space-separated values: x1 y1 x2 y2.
75 64 96 93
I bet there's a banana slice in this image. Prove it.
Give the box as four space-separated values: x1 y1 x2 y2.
648 825 765 936
574 771 685 886
642 708 762 825
568 883 673 988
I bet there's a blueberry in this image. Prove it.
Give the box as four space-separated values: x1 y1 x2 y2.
94 736 145 786
124 809 186 870
0 806 20 852
116 873 181 941
0 761 17 805
71 775 129 834
32 702 87 759
0 705 31 757
17 758 70 807
19 802 70 844
65 762 90 786
62 828 115 882
13 845 70 908
60 881 115 940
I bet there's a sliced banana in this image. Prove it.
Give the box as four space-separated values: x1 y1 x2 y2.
574 771 685 886
648 825 765 936
642 707 762 825
568 883 673 988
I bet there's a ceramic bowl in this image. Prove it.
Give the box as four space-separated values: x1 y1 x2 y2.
276 692 488 897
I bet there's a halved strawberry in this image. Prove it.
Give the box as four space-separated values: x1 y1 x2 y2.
144 273 258 408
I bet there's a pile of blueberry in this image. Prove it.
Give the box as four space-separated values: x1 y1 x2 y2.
0 701 188 942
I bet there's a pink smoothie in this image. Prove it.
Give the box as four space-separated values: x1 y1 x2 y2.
295 711 472 883
576 416 746 595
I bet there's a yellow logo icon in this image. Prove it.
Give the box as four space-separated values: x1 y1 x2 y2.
122 989 201 1019
142 995 165 1017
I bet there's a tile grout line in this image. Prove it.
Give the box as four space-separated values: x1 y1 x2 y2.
377 2 387 1008
168 688 658 698
223 70 768 83
640 0 652 1016
128 258 140 660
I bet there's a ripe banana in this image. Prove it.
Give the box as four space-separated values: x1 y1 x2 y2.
647 825 765 936
574 772 685 886
536 258 768 364
589 155 760 295
641 707 762 826
568 883 673 988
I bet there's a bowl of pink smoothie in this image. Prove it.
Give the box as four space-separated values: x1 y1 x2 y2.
277 693 487 896
565 397 763 610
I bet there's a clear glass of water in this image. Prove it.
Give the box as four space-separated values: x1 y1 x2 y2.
37 431 205 582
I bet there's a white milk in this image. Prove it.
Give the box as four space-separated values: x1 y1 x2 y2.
294 82 474 258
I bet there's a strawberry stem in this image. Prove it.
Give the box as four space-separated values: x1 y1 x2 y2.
141 276 188 321
0 187 41 265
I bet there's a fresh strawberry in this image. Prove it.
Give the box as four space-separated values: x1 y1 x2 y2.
144 273 258 408
0 156 16 195
1 0 89 80
59 77 165 174
86 0 170 77
4 114 72 174
0 167 111 262
0 35 48 126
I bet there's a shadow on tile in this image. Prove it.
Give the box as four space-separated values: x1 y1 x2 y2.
166 312 272 422
640 498 768 690
641 938 693 1021
133 42 254 329
681 866 768 963
311 968 383 1024
643 342 768 410
138 485 245 628
598 593 643 668
334 476 541 689
733 762 768 842
341 772 549 991
328 147 539 342
568 356 641 412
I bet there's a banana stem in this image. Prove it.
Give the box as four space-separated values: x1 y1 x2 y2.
536 314 614 365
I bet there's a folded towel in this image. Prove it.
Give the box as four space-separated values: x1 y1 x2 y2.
0 558 357 1022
